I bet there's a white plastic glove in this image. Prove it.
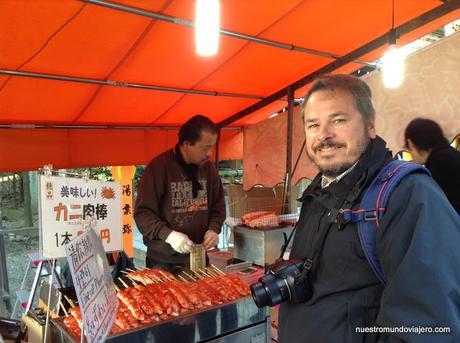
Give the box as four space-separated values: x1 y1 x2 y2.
165 231 193 254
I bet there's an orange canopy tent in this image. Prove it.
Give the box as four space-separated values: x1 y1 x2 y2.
0 0 458 172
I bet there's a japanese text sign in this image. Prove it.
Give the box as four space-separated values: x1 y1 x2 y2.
65 227 118 343
111 165 136 258
39 175 122 258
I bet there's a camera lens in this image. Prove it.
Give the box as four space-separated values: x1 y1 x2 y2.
265 278 289 307
250 282 269 308
250 274 291 308
250 274 275 307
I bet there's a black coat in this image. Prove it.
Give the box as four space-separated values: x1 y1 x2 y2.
425 144 460 214
278 137 460 343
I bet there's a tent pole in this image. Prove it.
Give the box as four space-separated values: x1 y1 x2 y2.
0 209 12 315
282 87 294 214
0 123 242 130
215 128 221 168
0 69 263 100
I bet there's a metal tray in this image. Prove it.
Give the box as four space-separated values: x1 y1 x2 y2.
50 296 268 343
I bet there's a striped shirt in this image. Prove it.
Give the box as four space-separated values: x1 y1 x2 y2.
321 161 359 189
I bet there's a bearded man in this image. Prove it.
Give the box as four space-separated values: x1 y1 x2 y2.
278 74 460 343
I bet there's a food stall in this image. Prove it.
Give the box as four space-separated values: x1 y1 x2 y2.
1 1 459 342
50 268 269 343
22 170 268 343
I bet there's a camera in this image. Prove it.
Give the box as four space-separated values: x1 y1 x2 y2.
250 257 312 308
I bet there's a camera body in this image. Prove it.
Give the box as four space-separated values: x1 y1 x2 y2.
250 257 312 308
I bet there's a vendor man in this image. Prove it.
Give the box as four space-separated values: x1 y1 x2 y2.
134 115 226 269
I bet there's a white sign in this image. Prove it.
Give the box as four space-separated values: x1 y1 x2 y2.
39 175 122 258
65 228 118 343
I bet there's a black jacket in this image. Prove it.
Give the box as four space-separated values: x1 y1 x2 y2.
425 144 460 214
278 137 460 343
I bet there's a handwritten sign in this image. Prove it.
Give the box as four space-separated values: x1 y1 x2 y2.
65 228 118 343
38 175 122 258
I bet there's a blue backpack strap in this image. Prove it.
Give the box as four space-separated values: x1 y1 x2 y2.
342 160 431 285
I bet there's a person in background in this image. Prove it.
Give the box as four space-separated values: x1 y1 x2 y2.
404 117 460 214
134 115 228 342
278 74 460 342
134 114 225 270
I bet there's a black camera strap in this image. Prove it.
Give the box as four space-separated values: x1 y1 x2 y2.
279 221 298 260
298 170 364 282
298 215 334 281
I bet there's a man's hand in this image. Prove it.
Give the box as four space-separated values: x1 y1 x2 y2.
165 231 193 254
203 230 219 250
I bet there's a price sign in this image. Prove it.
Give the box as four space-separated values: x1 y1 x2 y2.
39 175 122 258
